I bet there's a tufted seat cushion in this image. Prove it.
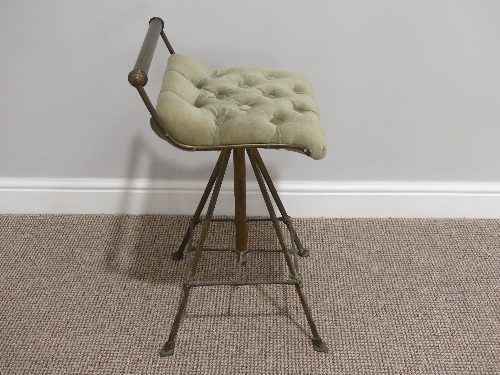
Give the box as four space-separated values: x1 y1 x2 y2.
152 54 327 160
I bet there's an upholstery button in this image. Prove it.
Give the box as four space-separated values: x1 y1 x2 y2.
215 114 227 126
239 105 251 111
270 112 285 125
195 79 207 89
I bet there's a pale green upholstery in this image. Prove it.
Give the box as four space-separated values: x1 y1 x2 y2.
152 54 327 160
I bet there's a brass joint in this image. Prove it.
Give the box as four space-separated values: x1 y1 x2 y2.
128 70 148 87
292 275 303 287
190 217 202 225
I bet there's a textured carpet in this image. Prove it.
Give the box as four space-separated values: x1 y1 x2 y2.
1 215 499 374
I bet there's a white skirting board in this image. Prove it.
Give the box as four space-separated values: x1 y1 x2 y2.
2 178 500 218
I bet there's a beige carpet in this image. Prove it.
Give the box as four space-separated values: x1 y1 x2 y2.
1 215 499 374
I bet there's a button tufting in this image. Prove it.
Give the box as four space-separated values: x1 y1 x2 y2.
292 86 305 94
270 112 285 125
156 54 326 160
215 114 227 126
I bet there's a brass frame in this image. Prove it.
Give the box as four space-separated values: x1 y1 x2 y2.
128 17 328 357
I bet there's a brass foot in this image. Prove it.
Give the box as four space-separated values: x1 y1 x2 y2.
160 341 175 357
171 251 183 261
312 337 329 353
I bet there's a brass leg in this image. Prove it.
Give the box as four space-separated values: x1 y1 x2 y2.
233 149 248 264
172 151 227 260
247 149 328 353
161 150 231 357
252 150 310 257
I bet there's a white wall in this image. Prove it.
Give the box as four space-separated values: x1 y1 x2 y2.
1 1 500 216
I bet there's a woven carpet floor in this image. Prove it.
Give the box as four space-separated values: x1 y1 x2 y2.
1 215 499 374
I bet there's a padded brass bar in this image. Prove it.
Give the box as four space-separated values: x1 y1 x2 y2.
133 18 163 75
128 18 163 87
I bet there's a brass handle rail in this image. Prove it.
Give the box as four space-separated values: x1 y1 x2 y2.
129 17 168 87
128 17 310 156
133 18 163 76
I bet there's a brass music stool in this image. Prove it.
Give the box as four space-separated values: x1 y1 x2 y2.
128 17 328 357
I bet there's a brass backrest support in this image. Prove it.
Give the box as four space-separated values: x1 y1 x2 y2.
160 29 175 55
128 17 310 157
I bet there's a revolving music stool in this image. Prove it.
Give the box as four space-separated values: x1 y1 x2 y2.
128 17 328 357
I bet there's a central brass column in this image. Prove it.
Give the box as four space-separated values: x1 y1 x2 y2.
233 149 248 253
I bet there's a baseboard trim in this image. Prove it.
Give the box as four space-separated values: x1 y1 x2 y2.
2 178 500 217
